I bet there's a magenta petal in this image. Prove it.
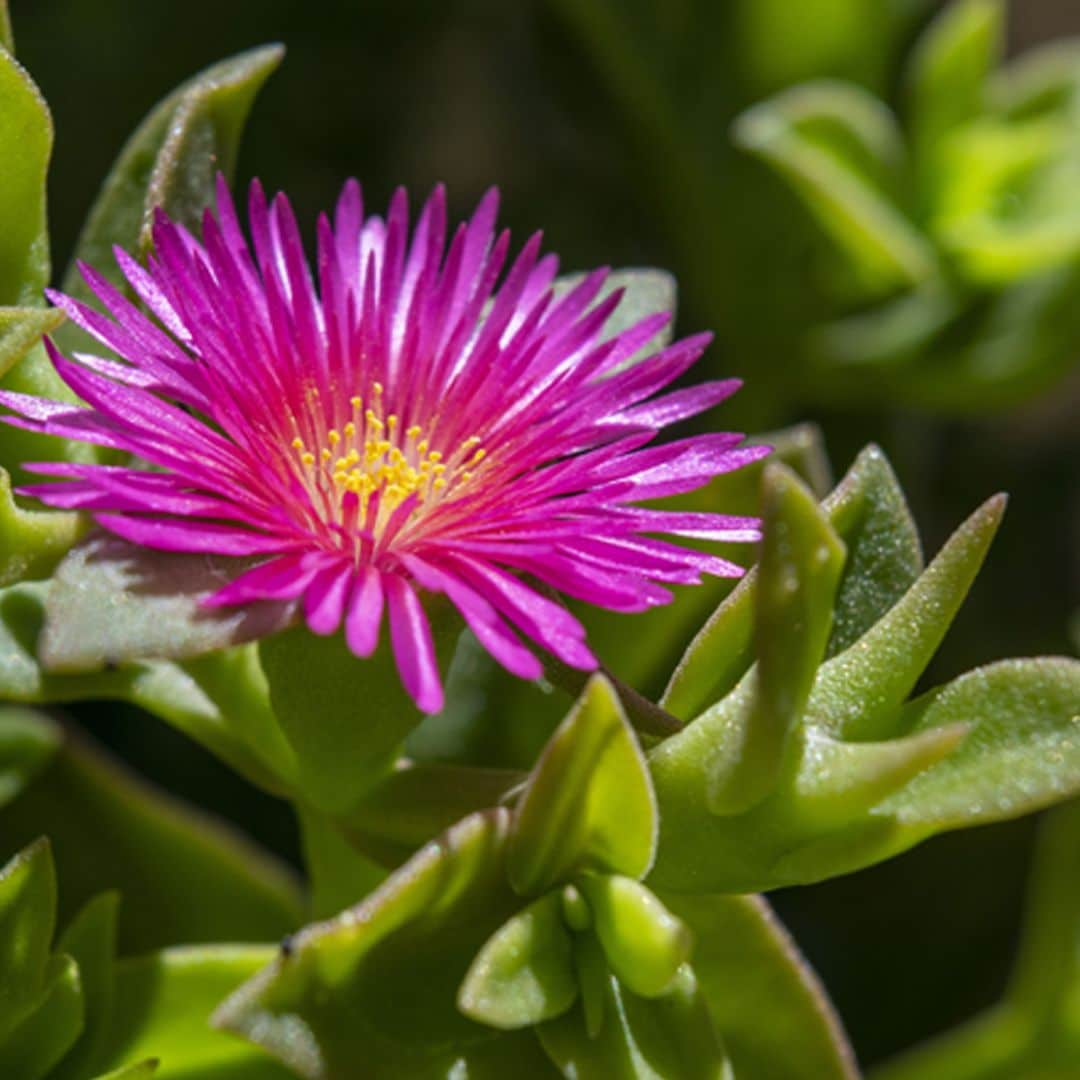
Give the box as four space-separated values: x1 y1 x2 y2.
304 561 354 635
345 566 385 658
385 574 444 714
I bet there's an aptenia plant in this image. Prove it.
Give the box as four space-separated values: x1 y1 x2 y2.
0 5 1078 1079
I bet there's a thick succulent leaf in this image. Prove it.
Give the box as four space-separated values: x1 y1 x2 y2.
0 726 302 954
551 268 675 370
56 46 282 352
93 946 290 1080
0 467 85 588
0 1 11 53
0 952 84 1080
260 618 460 815
577 874 691 998
0 705 59 810
0 45 50 306
296 809 387 921
0 838 56 1039
663 443 911 723
216 810 521 1078
876 658 1080 827
906 0 1002 181
807 494 1005 740
538 964 729 1079
0 306 63 380
458 891 578 1029
41 533 298 673
93 1063 159 1080
708 465 846 813
52 892 119 1080
734 84 937 299
820 445 923 657
0 580 289 792
508 676 657 896
660 893 857 1080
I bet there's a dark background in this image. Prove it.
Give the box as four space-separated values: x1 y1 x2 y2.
8 0 1079 1069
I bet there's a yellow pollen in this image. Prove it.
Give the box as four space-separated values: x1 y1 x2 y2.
300 451 315 467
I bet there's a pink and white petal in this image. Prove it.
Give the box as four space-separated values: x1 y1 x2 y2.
385 573 444 714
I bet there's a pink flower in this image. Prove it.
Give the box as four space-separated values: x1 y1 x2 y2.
1 180 766 712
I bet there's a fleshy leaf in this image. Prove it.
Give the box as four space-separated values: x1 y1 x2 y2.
0 838 56 1040
807 493 1005 740
660 893 857 1080
735 82 937 298
577 874 691 998
458 891 578 1029
93 1063 159 1080
216 810 520 1078
56 46 283 351
40 533 298 672
0 724 302 954
538 964 729 1079
0 952 84 1080
0 1 11 54
52 892 119 1080
0 44 50 306
93 946 289 1080
0 307 63 380
508 675 657 896
296 810 387 921
877 658 1080 827
0 467 86 588
707 465 845 813
0 705 59 810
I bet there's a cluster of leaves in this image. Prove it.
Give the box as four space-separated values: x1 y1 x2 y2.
549 0 1080 420
1 1 1079 1076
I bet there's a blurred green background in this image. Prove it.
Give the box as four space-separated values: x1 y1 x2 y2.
9 0 1079 1069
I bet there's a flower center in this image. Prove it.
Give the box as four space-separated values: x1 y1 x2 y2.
289 383 485 529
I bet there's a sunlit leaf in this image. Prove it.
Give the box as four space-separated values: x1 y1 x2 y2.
0 952 83 1080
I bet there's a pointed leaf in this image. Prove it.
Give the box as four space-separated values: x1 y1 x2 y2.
0 467 85 588
809 494 1005 740
538 965 729 1079
0 307 63 381
508 676 657 896
93 946 290 1080
821 445 923 657
41 533 298 673
459 892 578 1029
0 46 50 306
708 465 846 813
216 810 521 1078
0 705 59 810
660 893 858 1080
0 952 84 1080
0 838 55 1039
877 657 1080 827
56 46 283 351
578 874 691 998
52 892 119 1080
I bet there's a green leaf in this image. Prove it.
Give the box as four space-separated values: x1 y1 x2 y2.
459 892 578 1029
93 1063 159 1080
0 467 86 588
906 0 1003 185
0 952 84 1080
0 727 302 954
0 45 50 306
0 1 12 54
808 493 1005 740
820 445 923 657
0 580 289 793
538 964 729 1079
216 810 520 1078
94 946 290 1080
52 892 119 1080
56 45 283 352
577 874 691 998
0 306 63 380
40 533 298 673
508 676 657 896
660 893 857 1080
708 465 846 813
0 705 59 810
0 838 56 1040
735 84 937 299
877 658 1080 827
296 809 387 921
551 269 675 371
